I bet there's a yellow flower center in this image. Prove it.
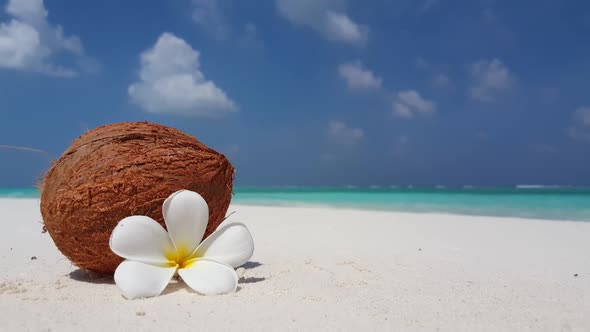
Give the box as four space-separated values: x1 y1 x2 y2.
164 245 199 269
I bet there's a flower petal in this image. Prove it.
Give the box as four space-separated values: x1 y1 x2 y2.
113 260 176 299
163 190 208 258
109 215 174 265
178 259 238 295
193 223 254 268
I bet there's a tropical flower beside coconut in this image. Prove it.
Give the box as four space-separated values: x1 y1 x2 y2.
109 190 254 299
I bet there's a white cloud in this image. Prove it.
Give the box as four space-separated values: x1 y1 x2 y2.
431 73 453 89
0 20 42 69
469 58 515 102
6 0 48 27
567 107 590 141
323 11 367 45
276 0 367 46
0 0 93 77
191 0 230 40
338 61 382 91
128 33 237 116
328 121 364 144
392 90 436 118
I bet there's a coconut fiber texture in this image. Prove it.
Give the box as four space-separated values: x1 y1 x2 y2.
40 122 235 274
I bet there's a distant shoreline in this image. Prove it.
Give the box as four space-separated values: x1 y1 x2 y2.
2 192 589 222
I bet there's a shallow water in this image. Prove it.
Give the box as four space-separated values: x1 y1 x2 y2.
4 186 590 221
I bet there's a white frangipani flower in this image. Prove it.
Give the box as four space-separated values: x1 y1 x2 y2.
109 190 254 299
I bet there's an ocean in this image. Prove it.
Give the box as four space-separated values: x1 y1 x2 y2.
2 186 590 222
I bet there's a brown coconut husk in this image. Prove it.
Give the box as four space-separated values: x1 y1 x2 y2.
40 122 235 274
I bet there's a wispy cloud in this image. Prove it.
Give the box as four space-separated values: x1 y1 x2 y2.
328 121 364 145
338 61 382 91
276 0 368 47
415 57 453 90
414 57 430 70
567 107 590 141
0 0 97 77
419 0 439 12
431 73 453 89
128 33 237 116
392 90 436 118
238 22 264 49
469 58 515 102
191 0 230 40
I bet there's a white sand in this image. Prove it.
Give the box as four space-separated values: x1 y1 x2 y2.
1 198 589 331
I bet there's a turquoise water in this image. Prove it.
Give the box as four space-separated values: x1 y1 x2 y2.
2 187 590 221
0 187 40 198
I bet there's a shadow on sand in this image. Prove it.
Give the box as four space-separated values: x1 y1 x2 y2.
69 261 267 289
240 261 263 270
68 269 114 284
238 261 266 284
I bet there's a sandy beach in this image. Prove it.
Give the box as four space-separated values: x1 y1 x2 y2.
1 198 589 331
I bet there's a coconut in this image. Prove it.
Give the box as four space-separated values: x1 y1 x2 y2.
40 122 234 274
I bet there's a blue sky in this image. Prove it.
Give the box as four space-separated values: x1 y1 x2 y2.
1 0 589 187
